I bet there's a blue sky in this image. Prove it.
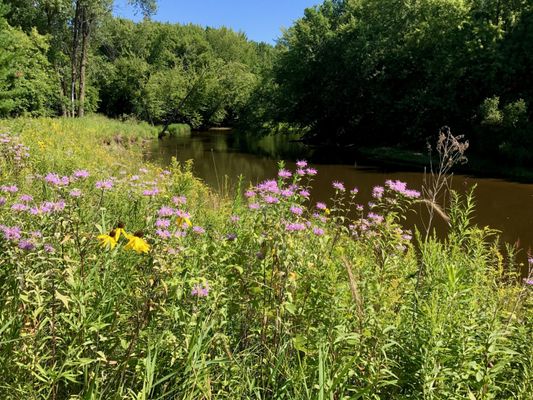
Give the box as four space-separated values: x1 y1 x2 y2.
113 0 322 44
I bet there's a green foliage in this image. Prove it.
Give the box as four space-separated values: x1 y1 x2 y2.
0 117 531 398
0 18 58 117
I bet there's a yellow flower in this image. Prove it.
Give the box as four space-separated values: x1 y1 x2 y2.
324 208 331 215
97 230 118 249
176 216 192 228
124 232 150 254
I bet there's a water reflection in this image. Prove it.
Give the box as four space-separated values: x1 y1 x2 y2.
146 131 533 267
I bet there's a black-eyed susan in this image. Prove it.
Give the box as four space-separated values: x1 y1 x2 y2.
113 222 127 241
124 231 150 254
97 230 118 249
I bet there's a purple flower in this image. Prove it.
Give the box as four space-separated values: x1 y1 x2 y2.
143 188 160 196
278 169 292 179
226 233 237 241
44 244 55 253
296 169 306 176
73 169 89 179
257 179 280 194
130 175 140 181
30 231 42 238
264 195 279 204
528 257 533 265
313 227 325 236
156 219 171 228
1 225 21 240
193 226 205 234
306 168 317 176
296 160 308 168
230 215 240 223
45 173 69 186
356 204 364 211
372 186 384 199
69 189 82 197
95 180 113 190
18 240 35 251
368 212 384 224
156 229 172 239
404 189 421 199
524 278 533 285
0 197 5 206
285 222 306 232
1 185 18 193
158 206 175 217
332 181 345 191
316 202 327 210
20 194 33 202
191 282 209 297
11 203 28 212
172 196 187 205
299 189 310 198
249 203 260 210
245 190 255 198
281 189 294 197
290 205 303 216
350 187 359 195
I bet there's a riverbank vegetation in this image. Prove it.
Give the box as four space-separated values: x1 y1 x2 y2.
1 116 532 399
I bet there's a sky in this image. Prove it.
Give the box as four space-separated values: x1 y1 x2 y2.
113 0 322 44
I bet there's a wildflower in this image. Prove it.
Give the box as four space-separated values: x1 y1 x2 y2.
95 180 113 190
290 205 303 216
176 210 192 228
285 222 306 232
332 181 345 191
139 168 148 174
156 219 171 228
1 185 18 193
230 214 240 223
20 194 33 202
281 189 294 197
191 281 209 297
172 195 187 205
226 233 237 241
44 244 55 253
528 257 533 265
288 271 297 281
30 231 42 238
124 231 150 254
69 189 82 197
404 189 421 199
158 206 175 217
1 225 21 240
306 168 317 176
264 195 279 204
278 169 292 179
18 240 35 251
402 233 413 241
143 188 160 196
45 173 69 186
249 203 260 210
350 187 359 195
72 169 89 179
296 168 306 176
368 212 384 224
130 175 140 181
316 202 327 210
372 186 384 199
0 197 5 206
299 189 310 198
193 226 205 235
356 204 364 211
97 230 118 249
244 190 255 198
156 229 172 239
257 179 280 194
296 160 308 168
313 227 325 236
524 278 533 285
11 203 28 212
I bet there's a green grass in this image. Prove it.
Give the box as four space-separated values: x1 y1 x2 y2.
0 116 531 399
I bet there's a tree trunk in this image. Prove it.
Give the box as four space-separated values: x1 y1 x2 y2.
70 0 81 117
77 4 90 118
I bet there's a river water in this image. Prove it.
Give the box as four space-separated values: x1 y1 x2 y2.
146 130 533 267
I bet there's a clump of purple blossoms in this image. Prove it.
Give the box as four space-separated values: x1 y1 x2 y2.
143 188 160 196
156 219 171 228
1 185 18 193
332 181 345 191
385 179 421 198
95 180 113 190
0 225 22 240
72 169 90 179
313 227 325 236
372 186 384 199
156 229 172 239
69 189 82 197
172 196 187 205
18 240 35 251
316 202 327 210
285 222 307 232
11 203 28 212
296 160 308 168
191 282 209 297
45 173 69 186
19 194 33 202
193 226 205 235
290 205 303 216
278 169 292 179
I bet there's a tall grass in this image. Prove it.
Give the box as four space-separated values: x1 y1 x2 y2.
0 117 531 399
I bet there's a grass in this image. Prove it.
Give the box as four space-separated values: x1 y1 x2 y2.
0 116 531 399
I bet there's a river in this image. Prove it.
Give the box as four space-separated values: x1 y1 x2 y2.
146 130 533 269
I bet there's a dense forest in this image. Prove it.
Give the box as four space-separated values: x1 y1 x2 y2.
1 0 532 166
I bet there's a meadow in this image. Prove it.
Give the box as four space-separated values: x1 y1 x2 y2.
0 117 531 399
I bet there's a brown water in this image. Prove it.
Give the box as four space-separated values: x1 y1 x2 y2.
146 131 533 265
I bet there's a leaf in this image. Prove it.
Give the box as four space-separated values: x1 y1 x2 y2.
55 290 71 310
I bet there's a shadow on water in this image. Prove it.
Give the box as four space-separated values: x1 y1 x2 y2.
145 130 533 271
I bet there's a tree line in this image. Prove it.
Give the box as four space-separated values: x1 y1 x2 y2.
1 0 532 167
0 0 274 130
